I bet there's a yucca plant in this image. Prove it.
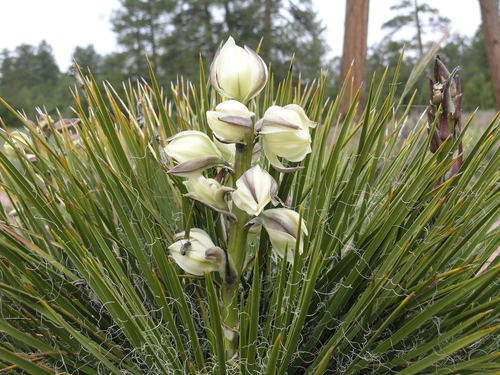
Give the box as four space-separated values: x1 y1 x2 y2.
0 36 498 375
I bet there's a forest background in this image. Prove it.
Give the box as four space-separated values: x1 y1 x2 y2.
0 0 498 127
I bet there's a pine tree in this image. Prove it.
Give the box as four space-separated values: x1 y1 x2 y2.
111 0 172 79
72 45 104 76
112 0 327 84
366 0 452 107
269 0 326 79
0 41 70 126
381 0 450 58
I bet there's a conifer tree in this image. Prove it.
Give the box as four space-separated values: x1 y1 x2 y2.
111 0 327 83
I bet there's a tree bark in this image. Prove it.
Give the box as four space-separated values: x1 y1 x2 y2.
414 0 424 58
262 0 272 61
223 0 235 31
340 0 370 116
202 1 214 54
479 0 500 109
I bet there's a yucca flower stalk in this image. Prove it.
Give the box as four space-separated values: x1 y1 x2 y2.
427 55 463 179
163 38 310 357
0 36 498 375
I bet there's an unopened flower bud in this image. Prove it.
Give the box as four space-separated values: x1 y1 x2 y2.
164 131 228 176
257 104 316 172
434 56 451 83
207 100 254 144
260 208 308 264
427 56 463 177
210 36 268 103
427 57 462 151
232 165 278 216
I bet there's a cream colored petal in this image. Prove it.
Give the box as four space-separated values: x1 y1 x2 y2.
174 228 215 248
232 182 259 215
165 131 222 164
214 139 236 164
268 229 297 263
169 250 219 275
207 101 254 143
216 100 254 117
168 228 223 275
260 106 302 130
169 240 218 275
216 39 250 100
184 176 231 211
253 166 273 209
244 46 268 101
232 165 275 216
262 131 311 162
211 37 268 102
207 111 243 142
260 208 307 264
284 104 317 128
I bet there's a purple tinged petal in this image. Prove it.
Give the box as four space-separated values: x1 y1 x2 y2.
262 212 296 236
241 170 259 202
434 55 451 82
218 115 254 128
261 118 301 130
204 247 225 262
243 45 268 101
269 177 279 206
210 43 223 93
168 157 229 175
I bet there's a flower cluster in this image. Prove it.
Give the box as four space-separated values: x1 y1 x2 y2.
166 37 314 278
427 56 463 177
427 56 462 153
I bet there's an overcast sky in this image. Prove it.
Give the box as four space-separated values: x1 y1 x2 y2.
0 0 481 70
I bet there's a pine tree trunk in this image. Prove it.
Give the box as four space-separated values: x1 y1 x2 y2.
203 2 214 55
340 0 370 116
479 0 500 109
414 0 424 58
223 0 234 31
262 0 272 61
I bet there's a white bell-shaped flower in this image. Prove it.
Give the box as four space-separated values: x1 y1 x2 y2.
164 131 228 176
210 36 268 103
257 104 316 172
260 208 308 264
232 165 278 216
169 228 228 276
184 175 234 218
207 100 254 144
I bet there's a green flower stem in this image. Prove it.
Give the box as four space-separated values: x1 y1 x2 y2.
221 135 254 358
